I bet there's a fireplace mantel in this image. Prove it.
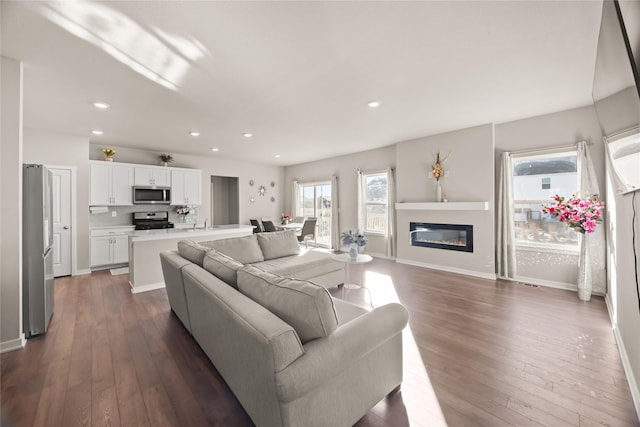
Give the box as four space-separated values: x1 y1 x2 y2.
395 202 489 211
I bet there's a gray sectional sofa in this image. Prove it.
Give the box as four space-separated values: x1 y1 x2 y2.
160 230 409 427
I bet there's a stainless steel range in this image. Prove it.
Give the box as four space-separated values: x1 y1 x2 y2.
132 211 175 230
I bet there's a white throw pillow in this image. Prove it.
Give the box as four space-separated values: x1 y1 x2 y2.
205 234 265 264
257 230 300 260
177 240 211 267
203 250 244 288
237 265 338 344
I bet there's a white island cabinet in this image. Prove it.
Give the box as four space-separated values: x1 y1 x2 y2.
128 224 253 293
171 169 201 205
90 161 134 206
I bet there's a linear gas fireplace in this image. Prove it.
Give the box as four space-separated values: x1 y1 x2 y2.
410 222 473 253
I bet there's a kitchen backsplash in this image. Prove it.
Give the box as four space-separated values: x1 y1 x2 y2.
90 205 199 227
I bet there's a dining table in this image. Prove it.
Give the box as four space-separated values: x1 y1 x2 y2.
276 222 303 232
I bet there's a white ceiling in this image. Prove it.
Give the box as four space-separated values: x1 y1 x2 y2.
1 1 603 166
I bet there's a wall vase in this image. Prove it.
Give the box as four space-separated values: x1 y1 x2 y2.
436 180 442 202
577 233 591 301
349 243 359 261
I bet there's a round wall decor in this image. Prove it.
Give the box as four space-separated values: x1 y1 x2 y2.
249 179 254 186
270 181 276 187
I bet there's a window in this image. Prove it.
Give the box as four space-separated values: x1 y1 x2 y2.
512 150 578 251
361 172 388 235
294 181 332 247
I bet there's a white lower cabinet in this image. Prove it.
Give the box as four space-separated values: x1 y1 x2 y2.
90 228 132 267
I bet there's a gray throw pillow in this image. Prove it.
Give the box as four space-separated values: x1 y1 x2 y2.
256 230 300 260
206 234 265 264
177 240 211 267
203 250 244 288
237 265 338 344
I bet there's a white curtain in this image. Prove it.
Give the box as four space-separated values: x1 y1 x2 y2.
291 180 299 217
497 152 517 279
356 169 366 232
385 167 396 257
331 175 340 251
577 141 606 300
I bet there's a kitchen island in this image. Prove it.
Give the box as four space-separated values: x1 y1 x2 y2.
128 224 253 293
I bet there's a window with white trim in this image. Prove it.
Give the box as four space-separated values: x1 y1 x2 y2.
361 172 388 235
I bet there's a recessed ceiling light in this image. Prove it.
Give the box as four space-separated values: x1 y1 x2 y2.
243 133 253 138
367 101 381 108
189 131 201 137
274 154 281 158
210 148 219 152
91 130 104 135
93 102 110 109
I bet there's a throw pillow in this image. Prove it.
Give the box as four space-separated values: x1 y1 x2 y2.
205 234 265 264
237 265 338 343
177 240 211 267
203 250 244 288
256 230 300 260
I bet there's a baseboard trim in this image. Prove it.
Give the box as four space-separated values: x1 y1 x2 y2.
605 295 640 421
130 281 165 294
513 275 605 296
1 335 26 354
365 252 396 261
395 258 496 280
73 268 91 276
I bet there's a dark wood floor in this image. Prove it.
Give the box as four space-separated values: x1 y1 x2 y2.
2 259 638 427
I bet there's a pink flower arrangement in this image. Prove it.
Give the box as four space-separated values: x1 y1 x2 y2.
541 194 604 234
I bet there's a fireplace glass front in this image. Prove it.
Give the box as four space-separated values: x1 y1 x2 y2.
409 222 473 252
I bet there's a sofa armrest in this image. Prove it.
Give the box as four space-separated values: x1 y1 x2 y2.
275 302 409 402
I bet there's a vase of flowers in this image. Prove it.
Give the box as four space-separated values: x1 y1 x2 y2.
176 205 192 223
159 153 174 166
431 151 448 202
102 147 116 162
341 230 367 260
281 214 291 225
542 193 604 302
541 193 604 234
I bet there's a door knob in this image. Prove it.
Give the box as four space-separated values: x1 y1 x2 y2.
63 226 70 229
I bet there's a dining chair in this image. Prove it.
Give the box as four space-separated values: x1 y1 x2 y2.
293 216 304 224
262 220 277 232
297 217 317 247
250 219 264 233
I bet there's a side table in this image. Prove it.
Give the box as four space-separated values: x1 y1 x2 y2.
331 253 373 306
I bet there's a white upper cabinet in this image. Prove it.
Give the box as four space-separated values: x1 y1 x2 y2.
171 169 202 205
134 166 171 187
90 162 134 206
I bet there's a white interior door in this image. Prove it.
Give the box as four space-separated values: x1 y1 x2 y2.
50 167 72 277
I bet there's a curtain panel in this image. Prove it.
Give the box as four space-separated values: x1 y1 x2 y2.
331 175 340 251
497 152 517 279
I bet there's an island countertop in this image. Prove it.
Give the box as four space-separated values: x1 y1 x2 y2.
128 224 254 293
129 224 254 242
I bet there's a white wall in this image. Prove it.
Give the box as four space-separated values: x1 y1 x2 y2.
23 129 91 273
88 144 285 227
395 124 495 278
284 145 396 255
1 56 25 352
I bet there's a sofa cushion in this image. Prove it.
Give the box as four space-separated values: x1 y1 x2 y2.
254 250 343 281
237 265 338 344
203 250 244 289
203 234 265 264
177 240 211 267
256 230 300 260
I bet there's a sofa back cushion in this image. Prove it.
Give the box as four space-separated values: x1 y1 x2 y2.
203 250 244 288
177 240 211 267
256 230 300 260
237 265 338 343
204 234 264 264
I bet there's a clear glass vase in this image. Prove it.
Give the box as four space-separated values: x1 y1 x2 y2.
348 243 358 260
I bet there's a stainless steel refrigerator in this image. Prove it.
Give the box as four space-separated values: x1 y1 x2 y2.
23 164 55 338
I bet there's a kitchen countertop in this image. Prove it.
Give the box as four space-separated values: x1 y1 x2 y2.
129 224 254 242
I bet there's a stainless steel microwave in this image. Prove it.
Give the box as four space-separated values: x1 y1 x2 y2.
133 186 171 204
